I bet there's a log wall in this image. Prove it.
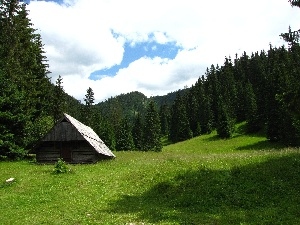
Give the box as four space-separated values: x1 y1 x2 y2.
36 141 98 163
72 142 98 163
36 142 60 163
42 122 85 142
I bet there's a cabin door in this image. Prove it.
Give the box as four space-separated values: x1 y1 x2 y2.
60 143 72 162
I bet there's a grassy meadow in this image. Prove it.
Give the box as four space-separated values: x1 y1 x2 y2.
1 124 300 224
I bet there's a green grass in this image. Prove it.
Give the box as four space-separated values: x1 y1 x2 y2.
1 126 300 224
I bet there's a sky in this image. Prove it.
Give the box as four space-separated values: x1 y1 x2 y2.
26 0 300 103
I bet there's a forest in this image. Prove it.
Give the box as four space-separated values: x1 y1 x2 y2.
0 0 300 160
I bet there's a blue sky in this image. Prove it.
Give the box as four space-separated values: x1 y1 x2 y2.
89 40 180 80
27 0 300 102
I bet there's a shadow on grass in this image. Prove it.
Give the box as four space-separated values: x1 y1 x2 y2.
105 153 300 224
204 123 267 143
234 122 268 137
203 134 244 142
236 140 285 151
203 135 221 142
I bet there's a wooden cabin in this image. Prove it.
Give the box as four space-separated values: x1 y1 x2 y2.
32 113 115 163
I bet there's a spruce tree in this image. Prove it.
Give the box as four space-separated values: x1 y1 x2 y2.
84 87 95 106
233 52 250 122
0 69 27 159
116 117 134 151
169 93 193 142
277 2 300 145
83 87 95 126
159 104 171 136
1 1 51 120
132 113 144 150
186 90 201 137
143 101 162 151
265 46 282 142
274 46 300 145
0 0 51 157
199 75 213 134
94 114 116 151
219 57 237 121
216 97 235 138
244 81 260 133
52 75 66 123
205 65 221 128
247 51 268 130
105 98 123 137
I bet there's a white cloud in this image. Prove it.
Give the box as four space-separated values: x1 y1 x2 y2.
28 0 125 81
69 48 208 101
27 0 300 102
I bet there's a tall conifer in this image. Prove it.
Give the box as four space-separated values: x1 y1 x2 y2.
159 104 171 136
186 90 201 137
116 117 134 151
244 81 260 133
143 101 162 151
52 75 66 123
132 113 144 150
169 94 193 142
0 0 51 157
83 87 95 126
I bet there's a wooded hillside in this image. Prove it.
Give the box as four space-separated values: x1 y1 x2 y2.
1 0 299 159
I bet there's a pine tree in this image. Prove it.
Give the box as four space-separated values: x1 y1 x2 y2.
276 1 300 145
1 1 51 119
83 87 95 126
205 65 221 128
216 97 235 138
278 1 300 118
235 81 247 122
274 46 300 145
219 57 237 121
186 90 201 137
265 46 282 142
116 117 134 151
199 75 213 134
159 103 171 136
132 113 144 150
244 81 260 133
52 75 66 123
0 69 27 159
0 0 51 158
212 57 237 138
84 87 95 106
143 101 162 151
169 93 193 142
201 96 213 134
93 111 116 150
247 51 268 130
105 98 123 137
233 52 250 122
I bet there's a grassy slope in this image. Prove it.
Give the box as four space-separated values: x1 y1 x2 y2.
1 126 300 225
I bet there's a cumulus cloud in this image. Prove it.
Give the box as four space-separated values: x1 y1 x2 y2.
71 48 214 101
27 0 300 102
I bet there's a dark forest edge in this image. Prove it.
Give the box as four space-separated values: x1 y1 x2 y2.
1 0 300 160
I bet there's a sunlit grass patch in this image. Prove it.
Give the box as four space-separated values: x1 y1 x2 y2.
1 126 300 224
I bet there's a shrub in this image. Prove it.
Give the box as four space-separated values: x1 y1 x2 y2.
53 158 68 174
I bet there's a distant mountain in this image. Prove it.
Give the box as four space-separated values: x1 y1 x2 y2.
150 88 190 107
96 91 148 123
95 88 189 124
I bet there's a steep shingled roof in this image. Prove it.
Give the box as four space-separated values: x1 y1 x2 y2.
63 113 115 158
